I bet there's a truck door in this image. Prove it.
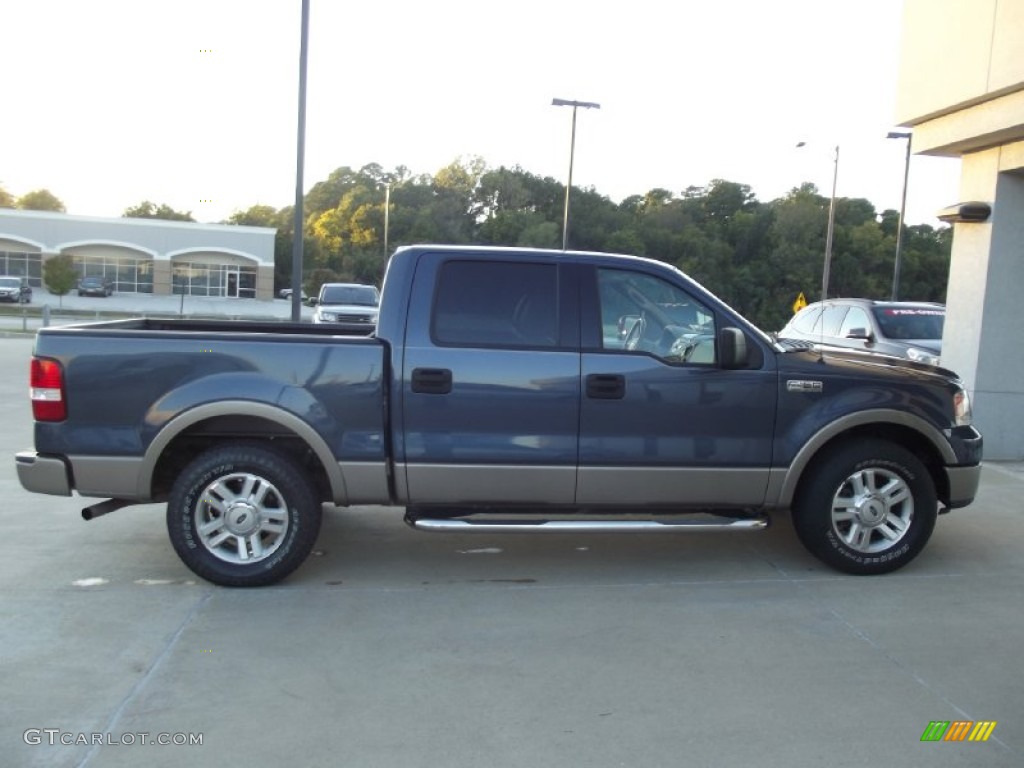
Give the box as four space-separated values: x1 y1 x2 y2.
399 253 581 504
576 266 777 507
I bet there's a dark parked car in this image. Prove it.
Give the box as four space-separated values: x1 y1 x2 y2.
78 276 114 297
0 276 32 303
278 288 309 301
779 299 945 365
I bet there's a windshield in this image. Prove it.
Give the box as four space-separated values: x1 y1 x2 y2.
0 278 20 288
320 285 379 306
872 307 944 340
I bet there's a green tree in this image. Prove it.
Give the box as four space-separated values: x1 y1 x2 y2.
225 204 282 228
43 254 77 307
17 189 66 212
123 201 194 221
0 183 14 208
220 159 955 332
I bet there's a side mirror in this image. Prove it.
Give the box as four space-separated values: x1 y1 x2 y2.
719 327 749 369
844 327 872 342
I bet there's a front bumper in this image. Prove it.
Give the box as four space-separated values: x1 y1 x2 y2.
15 452 72 496
945 464 982 509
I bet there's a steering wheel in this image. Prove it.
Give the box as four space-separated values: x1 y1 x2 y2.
624 314 646 351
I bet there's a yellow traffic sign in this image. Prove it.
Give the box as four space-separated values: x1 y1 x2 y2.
792 292 807 314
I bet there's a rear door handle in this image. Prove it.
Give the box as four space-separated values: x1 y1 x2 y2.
411 368 453 395
586 373 625 399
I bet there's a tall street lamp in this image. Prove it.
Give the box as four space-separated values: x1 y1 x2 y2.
552 98 600 250
290 0 310 323
383 181 391 259
797 141 840 303
887 131 912 300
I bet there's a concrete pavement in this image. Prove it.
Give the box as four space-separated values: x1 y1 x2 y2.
1 335 1021 767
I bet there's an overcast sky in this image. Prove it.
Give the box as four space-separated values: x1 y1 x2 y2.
2 0 961 226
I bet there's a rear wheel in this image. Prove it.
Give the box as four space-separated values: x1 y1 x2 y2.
792 440 937 575
167 443 322 586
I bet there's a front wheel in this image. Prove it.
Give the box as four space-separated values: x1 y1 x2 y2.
167 443 322 586
792 440 937 575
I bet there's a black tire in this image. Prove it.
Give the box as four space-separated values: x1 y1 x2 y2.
792 439 937 575
167 443 322 586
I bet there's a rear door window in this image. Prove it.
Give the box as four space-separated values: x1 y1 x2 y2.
432 261 558 348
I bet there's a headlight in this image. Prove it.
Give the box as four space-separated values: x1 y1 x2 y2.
953 388 972 426
907 347 941 366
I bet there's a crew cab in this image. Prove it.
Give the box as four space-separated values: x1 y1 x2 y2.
15 245 983 586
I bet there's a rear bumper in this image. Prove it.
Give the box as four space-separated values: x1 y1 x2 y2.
945 464 982 509
16 452 72 496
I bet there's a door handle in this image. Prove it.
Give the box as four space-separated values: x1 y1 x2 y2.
586 373 625 399
411 368 453 395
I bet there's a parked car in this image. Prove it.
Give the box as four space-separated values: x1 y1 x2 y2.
278 287 308 301
779 298 945 365
313 282 380 328
78 276 114 297
0 276 32 303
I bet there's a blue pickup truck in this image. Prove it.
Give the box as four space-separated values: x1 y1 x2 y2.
16 245 983 586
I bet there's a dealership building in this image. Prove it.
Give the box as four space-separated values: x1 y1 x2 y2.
0 209 276 300
898 0 1024 459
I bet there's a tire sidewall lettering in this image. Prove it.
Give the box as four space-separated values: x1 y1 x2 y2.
793 439 938 575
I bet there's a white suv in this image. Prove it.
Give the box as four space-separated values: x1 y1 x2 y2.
313 283 380 329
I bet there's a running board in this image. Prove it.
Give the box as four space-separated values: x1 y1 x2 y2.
408 516 768 534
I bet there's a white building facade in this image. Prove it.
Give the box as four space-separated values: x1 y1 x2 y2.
0 209 276 300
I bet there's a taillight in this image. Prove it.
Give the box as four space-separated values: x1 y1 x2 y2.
30 358 66 421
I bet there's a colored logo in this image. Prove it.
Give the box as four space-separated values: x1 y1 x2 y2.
920 720 997 742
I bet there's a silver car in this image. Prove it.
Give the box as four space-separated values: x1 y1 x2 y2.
0 276 32 303
779 298 944 365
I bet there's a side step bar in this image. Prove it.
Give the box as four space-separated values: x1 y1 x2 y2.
408 516 769 534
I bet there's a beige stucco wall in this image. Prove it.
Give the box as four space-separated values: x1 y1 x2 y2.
897 0 1024 458
0 238 42 252
897 0 1024 124
170 251 257 267
257 266 275 300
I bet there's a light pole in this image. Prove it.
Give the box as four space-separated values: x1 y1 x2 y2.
552 98 600 250
383 182 391 259
797 141 840 303
290 0 310 322
887 131 912 300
